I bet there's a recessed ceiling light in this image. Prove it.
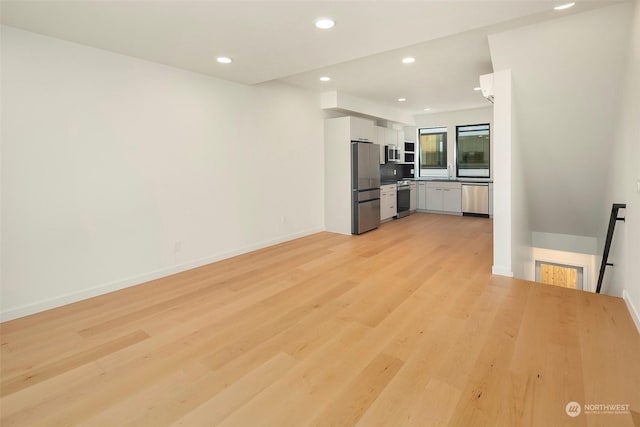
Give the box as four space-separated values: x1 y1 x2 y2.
423 108 431 111
315 18 335 29
473 87 482 91
319 76 331 82
216 56 232 64
554 2 575 10
402 57 416 64
398 98 407 102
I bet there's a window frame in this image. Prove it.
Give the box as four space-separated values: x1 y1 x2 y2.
418 127 448 177
455 123 490 178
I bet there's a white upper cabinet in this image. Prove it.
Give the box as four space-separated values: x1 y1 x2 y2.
384 128 397 147
403 127 416 143
349 117 374 143
376 126 386 164
375 126 386 145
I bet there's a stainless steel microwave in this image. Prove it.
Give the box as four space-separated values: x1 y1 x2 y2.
385 145 401 163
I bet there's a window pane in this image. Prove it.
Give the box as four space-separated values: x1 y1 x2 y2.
419 130 447 169
456 124 489 177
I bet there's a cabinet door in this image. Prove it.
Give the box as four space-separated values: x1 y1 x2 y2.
350 117 374 142
404 127 416 143
489 183 494 216
376 127 386 164
384 128 397 147
443 188 462 213
382 191 397 220
426 187 443 211
417 183 427 210
389 193 397 216
380 191 389 220
375 126 386 145
409 184 417 211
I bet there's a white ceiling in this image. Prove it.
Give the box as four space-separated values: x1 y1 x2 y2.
0 0 620 115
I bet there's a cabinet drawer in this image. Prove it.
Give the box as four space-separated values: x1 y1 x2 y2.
425 181 460 189
439 182 461 189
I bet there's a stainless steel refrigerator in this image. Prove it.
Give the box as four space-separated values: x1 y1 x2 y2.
351 142 381 235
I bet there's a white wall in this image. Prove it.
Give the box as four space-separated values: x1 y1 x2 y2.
604 0 640 332
413 106 493 179
0 26 325 321
488 3 632 239
531 232 598 255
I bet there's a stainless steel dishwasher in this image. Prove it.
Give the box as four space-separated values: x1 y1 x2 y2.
462 183 489 217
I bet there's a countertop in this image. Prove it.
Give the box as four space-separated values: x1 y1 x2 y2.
413 178 493 183
382 178 493 184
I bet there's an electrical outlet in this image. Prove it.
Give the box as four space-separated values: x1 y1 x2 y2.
281 215 287 224
174 241 181 253
637 179 640 194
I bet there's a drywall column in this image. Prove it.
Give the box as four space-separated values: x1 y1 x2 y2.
491 69 514 277
607 0 640 331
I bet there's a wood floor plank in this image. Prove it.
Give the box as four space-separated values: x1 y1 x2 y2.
446 275 532 426
0 330 149 397
1 213 638 427
170 352 298 427
309 352 404 427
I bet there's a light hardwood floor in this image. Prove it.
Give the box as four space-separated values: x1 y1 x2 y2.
1 213 639 426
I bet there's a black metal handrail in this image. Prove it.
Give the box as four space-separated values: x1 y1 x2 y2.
596 203 626 294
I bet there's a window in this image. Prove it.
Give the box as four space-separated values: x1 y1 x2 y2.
418 127 447 176
456 124 490 178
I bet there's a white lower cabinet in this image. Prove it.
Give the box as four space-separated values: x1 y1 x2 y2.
423 182 462 214
380 184 397 221
409 182 417 211
426 187 443 211
443 187 462 212
417 182 427 210
489 183 494 217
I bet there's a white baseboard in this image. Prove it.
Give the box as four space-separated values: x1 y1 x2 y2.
492 265 514 277
0 227 324 322
622 289 640 335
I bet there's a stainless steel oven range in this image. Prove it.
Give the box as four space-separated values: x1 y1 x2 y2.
396 180 411 218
